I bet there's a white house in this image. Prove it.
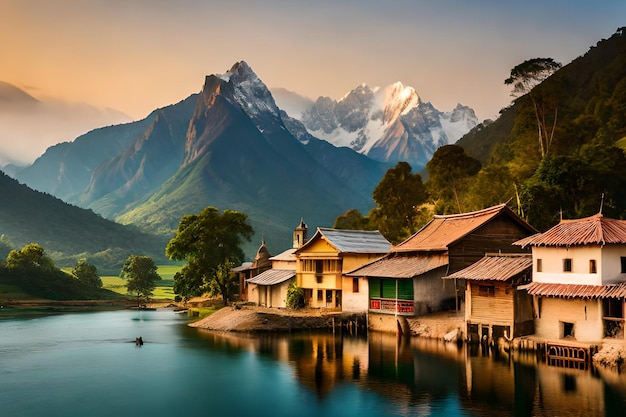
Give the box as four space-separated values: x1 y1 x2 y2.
516 213 626 343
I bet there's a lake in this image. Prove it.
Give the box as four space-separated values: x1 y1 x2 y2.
1 309 625 416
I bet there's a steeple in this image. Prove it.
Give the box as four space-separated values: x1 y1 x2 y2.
293 218 308 249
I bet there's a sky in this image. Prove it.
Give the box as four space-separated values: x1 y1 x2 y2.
1 0 624 164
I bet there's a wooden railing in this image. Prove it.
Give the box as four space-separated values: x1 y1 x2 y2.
369 298 415 315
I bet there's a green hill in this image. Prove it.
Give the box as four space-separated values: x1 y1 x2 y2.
0 170 168 271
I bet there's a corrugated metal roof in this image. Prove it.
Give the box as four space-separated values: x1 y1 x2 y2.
300 228 391 254
346 253 448 279
520 281 626 299
443 253 532 281
246 269 295 285
393 204 535 252
515 213 626 248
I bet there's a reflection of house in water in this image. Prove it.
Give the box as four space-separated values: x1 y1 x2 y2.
444 253 534 343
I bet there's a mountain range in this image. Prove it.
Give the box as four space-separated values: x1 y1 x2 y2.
10 62 396 255
281 83 478 169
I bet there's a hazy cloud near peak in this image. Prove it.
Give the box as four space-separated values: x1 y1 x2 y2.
0 93 131 166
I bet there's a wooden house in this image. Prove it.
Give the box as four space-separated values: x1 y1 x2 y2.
295 228 391 310
347 204 536 332
443 253 534 343
515 213 626 343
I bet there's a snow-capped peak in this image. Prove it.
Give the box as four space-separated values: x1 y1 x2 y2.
381 82 421 123
298 81 478 169
218 61 280 119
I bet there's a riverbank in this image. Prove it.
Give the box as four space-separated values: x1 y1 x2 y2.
189 305 351 332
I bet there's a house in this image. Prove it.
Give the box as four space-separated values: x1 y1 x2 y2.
234 240 272 302
245 219 307 308
295 227 391 310
347 204 536 332
443 253 534 343
515 213 626 343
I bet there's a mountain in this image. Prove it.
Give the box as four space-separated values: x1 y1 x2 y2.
13 62 390 255
115 62 389 251
0 81 131 166
0 80 39 106
297 82 478 170
0 170 167 271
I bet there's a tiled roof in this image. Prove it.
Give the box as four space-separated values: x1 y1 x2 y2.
246 269 295 285
443 253 532 281
515 213 626 248
346 253 448 279
520 281 626 299
300 228 392 254
232 262 253 272
393 204 535 252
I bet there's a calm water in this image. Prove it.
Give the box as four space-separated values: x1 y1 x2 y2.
1 309 625 417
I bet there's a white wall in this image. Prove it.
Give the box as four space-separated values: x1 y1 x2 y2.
601 245 626 284
532 246 603 285
534 297 604 342
342 277 369 313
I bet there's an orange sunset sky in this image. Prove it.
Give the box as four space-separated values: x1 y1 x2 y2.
1 0 624 164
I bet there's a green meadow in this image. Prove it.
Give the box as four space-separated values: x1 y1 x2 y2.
100 264 181 301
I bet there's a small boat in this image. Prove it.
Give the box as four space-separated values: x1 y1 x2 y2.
173 309 189 314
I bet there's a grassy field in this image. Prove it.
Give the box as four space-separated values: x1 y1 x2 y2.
101 264 181 301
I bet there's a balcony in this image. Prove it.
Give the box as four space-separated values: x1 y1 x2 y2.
369 298 415 315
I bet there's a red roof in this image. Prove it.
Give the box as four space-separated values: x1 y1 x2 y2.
515 213 626 248
443 253 532 282
393 204 535 252
520 281 626 299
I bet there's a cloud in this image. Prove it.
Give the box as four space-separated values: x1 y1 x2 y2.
0 95 131 166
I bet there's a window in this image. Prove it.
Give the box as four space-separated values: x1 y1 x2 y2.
563 258 572 272
317 290 323 301
589 259 597 274
478 285 495 297
352 278 359 293
621 257 626 273
536 259 542 272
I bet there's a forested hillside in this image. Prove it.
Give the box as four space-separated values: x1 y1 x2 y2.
454 28 626 230
0 171 167 271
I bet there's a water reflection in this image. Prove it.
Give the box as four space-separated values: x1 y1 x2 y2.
194 328 626 416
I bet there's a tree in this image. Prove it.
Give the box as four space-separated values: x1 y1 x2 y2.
5 243 55 272
426 145 481 213
333 209 372 230
505 58 562 159
0 234 15 261
286 280 305 310
72 258 102 288
369 162 429 244
165 207 254 305
120 255 161 304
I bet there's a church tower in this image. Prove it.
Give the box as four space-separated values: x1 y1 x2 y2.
293 218 308 249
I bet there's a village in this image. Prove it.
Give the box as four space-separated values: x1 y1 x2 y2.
195 204 626 371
